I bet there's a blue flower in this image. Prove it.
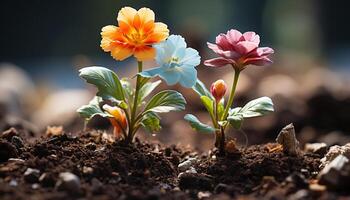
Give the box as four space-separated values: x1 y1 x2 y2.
139 35 200 88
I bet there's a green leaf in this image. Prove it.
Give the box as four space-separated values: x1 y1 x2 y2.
226 97 274 129
138 80 162 103
141 112 161 133
144 90 186 113
139 76 151 89
79 66 125 101
77 96 110 120
200 96 214 117
184 114 215 133
192 79 213 98
227 114 244 129
239 96 274 118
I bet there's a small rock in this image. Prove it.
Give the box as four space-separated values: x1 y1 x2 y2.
11 136 24 149
198 191 211 199
276 123 300 156
318 154 350 190
24 168 40 183
82 166 93 174
31 183 40 190
8 158 24 163
85 143 96 150
304 143 327 155
309 183 326 192
1 128 18 140
56 172 81 194
178 158 197 172
185 167 197 174
320 143 350 168
9 179 17 187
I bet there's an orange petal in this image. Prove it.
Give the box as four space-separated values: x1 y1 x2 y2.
118 21 132 33
101 38 113 52
134 46 155 61
101 25 118 38
117 7 137 25
110 45 134 61
137 7 155 23
133 13 142 29
154 22 169 35
141 20 155 34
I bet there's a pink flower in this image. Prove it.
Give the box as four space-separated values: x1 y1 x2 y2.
204 29 274 70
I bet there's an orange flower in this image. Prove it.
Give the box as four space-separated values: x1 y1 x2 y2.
101 7 169 61
103 105 128 138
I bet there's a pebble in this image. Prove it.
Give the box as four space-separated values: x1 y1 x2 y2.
11 136 24 149
197 191 211 199
56 172 81 194
24 168 40 183
304 143 327 155
178 158 197 172
276 123 300 156
82 166 93 174
9 179 17 187
320 143 350 168
31 183 40 189
1 128 18 139
8 158 25 163
318 154 350 190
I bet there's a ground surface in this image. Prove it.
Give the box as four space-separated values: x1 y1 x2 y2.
0 128 347 200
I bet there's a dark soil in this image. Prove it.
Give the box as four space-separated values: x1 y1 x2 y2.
0 127 346 199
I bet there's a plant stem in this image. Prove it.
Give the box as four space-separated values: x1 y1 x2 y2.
221 69 240 121
127 61 143 143
217 68 240 155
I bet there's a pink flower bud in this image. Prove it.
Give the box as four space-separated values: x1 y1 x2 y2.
210 79 227 102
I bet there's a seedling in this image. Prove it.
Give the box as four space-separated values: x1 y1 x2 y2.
185 29 275 155
77 7 200 143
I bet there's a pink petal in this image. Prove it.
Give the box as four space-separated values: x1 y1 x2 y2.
226 29 243 44
242 31 260 44
215 34 232 50
207 42 220 52
243 56 273 66
204 57 234 68
256 47 274 56
235 41 258 55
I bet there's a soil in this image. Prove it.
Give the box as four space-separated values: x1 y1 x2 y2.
0 127 347 200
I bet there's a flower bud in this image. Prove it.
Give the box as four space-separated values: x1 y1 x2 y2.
103 104 127 137
210 79 227 102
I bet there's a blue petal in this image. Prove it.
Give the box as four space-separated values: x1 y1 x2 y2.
158 69 181 86
168 35 187 49
181 48 201 66
139 67 164 78
178 66 197 88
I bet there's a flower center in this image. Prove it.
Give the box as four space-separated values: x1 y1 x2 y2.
124 29 146 46
168 57 180 68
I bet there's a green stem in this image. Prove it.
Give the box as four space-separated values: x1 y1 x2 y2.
127 61 143 143
221 69 240 121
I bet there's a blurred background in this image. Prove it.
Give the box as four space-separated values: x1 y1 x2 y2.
1 0 350 150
